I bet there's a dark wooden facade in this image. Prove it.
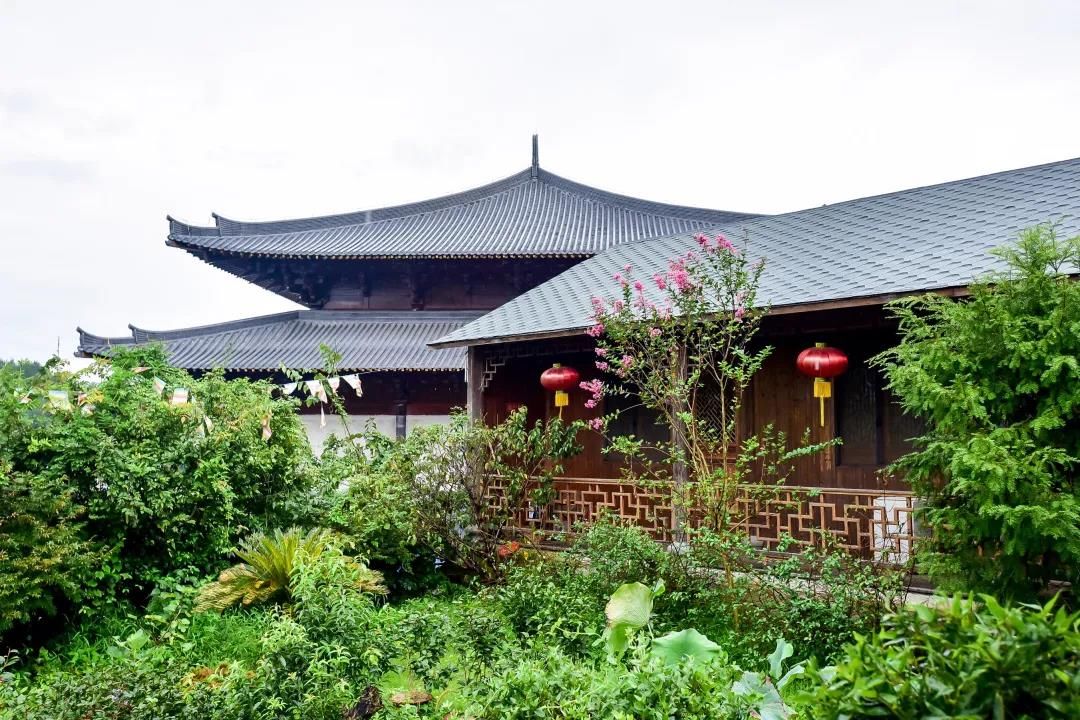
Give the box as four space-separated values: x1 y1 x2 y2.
469 305 923 557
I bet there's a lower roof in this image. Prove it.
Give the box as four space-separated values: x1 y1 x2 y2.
432 157 1080 347
77 311 482 372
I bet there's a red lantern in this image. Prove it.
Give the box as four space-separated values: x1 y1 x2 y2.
795 343 848 427
540 363 579 416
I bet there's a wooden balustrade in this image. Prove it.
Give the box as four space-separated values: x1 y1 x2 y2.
486 476 917 562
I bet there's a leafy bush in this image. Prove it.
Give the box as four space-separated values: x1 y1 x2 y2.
393 408 582 580
194 527 385 613
448 647 743 720
877 225 1080 599
315 431 434 594
0 347 316 614
0 463 106 636
497 558 605 657
570 512 671 593
805 593 1080 719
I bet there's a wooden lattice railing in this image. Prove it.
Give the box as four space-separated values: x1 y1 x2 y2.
487 476 917 562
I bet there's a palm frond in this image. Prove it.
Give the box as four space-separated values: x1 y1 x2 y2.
195 527 386 612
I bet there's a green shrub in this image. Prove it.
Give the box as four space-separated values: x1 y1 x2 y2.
447 646 744 720
0 463 106 636
877 225 1080 599
0 347 316 612
805 593 1080 719
497 559 605 657
315 431 436 594
570 512 671 593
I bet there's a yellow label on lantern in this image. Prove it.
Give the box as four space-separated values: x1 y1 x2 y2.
555 390 569 407
813 378 832 399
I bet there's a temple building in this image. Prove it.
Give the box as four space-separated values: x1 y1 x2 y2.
77 137 754 444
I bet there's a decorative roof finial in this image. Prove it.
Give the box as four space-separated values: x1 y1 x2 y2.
531 134 539 178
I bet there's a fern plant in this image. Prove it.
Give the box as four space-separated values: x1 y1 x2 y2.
195 527 385 612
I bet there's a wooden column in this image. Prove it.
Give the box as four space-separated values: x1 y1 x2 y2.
466 345 483 422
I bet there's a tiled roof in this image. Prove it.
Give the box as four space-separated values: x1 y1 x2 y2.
167 144 756 260
433 157 1080 347
77 311 482 372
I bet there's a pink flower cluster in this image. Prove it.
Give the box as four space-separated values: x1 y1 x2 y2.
585 323 605 338
666 257 694 293
580 378 604 409
587 417 604 431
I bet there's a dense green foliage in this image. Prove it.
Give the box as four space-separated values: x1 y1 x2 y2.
805 594 1080 718
0 464 105 634
0 348 315 636
194 527 386 612
877 225 1080 599
390 408 583 580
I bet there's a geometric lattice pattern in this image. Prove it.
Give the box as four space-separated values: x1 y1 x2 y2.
488 476 917 563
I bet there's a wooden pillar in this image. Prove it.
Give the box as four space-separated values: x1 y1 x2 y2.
466 345 483 422
394 378 407 439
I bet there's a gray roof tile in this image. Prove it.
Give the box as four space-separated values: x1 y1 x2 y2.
78 311 481 372
167 167 756 259
433 157 1080 346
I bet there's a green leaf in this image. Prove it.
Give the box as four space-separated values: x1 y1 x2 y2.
651 628 721 666
604 581 653 658
768 637 794 679
605 582 653 631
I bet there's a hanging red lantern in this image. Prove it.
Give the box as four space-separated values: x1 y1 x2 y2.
540 363 579 416
795 343 848 427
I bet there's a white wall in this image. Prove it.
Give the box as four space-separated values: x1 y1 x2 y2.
300 413 451 452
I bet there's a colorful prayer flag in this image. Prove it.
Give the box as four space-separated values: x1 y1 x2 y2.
169 388 189 406
281 382 298 395
152 377 166 396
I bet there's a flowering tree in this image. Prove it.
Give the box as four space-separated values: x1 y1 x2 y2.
584 233 831 542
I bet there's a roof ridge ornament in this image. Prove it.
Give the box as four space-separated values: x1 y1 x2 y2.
531 134 539 178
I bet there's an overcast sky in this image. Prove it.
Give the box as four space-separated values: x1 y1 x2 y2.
1 1 1078 362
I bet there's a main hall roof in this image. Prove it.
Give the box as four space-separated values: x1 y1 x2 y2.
167 143 755 260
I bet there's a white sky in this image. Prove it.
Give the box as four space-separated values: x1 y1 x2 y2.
1 1 1078 362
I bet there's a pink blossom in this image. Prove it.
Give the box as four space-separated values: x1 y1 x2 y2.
653 273 668 291
668 262 693 293
579 379 604 397
595 347 608 357
611 299 625 312
734 306 746 321
620 354 634 368
585 323 605 338
613 272 623 283
585 399 597 409
595 361 609 371
715 234 735 253
623 264 632 273
695 233 710 249
587 417 604 431
649 327 662 338
633 280 644 292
